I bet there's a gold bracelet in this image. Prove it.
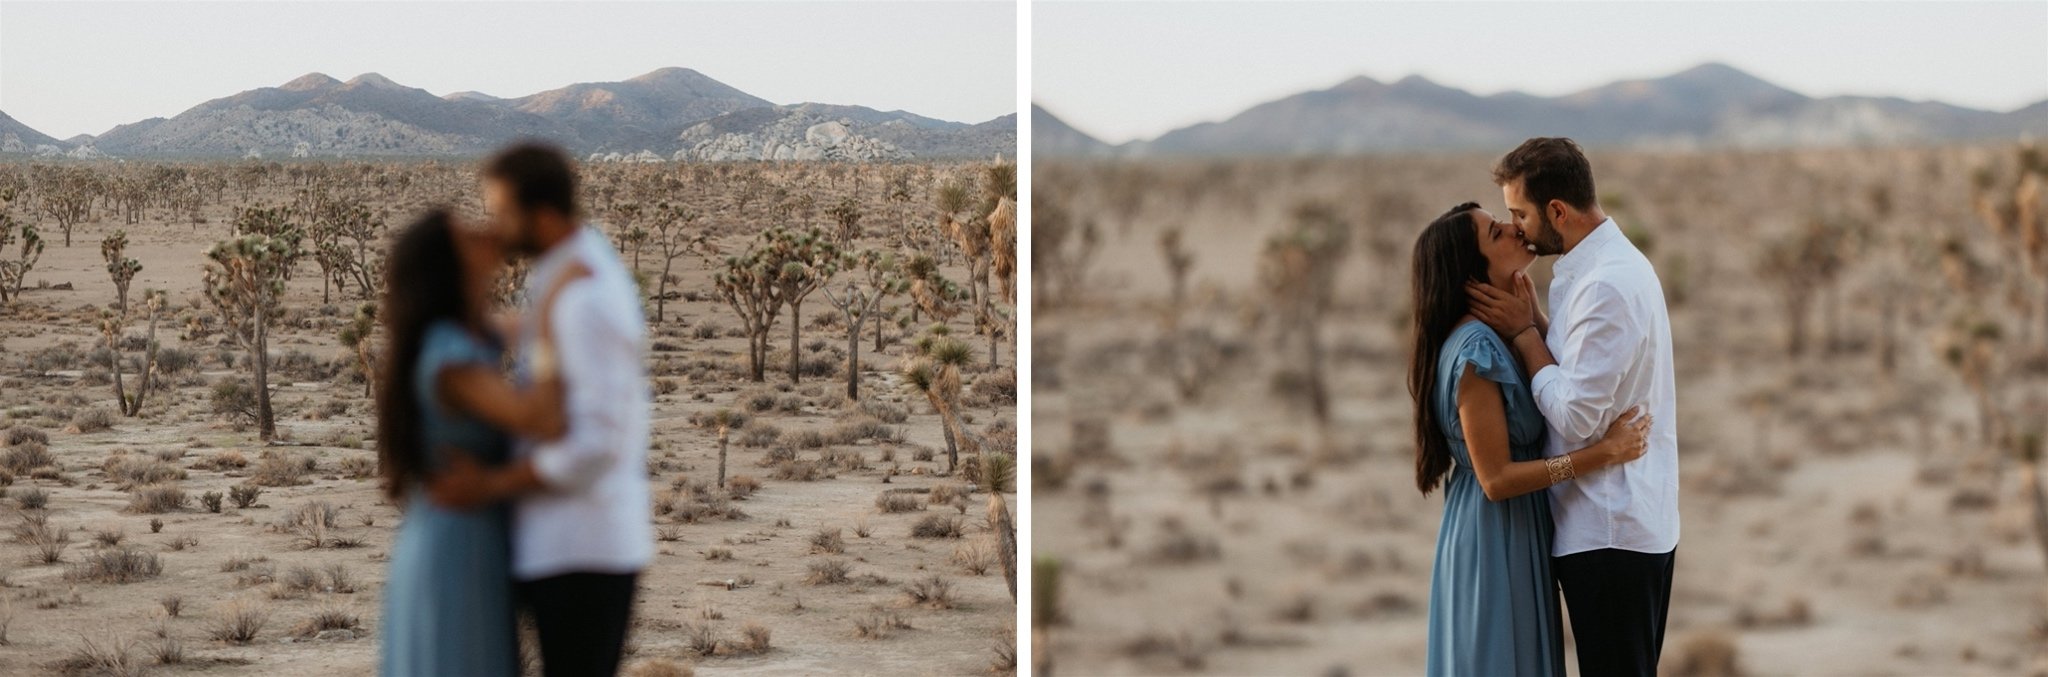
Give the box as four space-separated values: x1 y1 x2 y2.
1545 455 1576 485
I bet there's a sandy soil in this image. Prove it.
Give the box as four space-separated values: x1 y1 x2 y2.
0 160 1018 676
1030 146 2048 676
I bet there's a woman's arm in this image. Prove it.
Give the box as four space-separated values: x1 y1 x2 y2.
436 366 568 440
1457 365 1651 502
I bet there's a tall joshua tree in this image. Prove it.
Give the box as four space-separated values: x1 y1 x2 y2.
337 302 377 397
823 250 907 400
101 289 165 417
903 329 974 474
101 230 142 315
1258 203 1350 442
765 227 840 383
0 204 45 303
203 227 304 441
647 202 704 324
715 246 784 383
1756 215 1850 356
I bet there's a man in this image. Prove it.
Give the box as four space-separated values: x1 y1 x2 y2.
1467 137 1680 676
431 142 654 677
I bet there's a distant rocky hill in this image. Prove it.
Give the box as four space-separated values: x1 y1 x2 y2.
4 68 1013 161
1039 63 2048 158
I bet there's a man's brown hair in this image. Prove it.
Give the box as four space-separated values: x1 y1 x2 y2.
1492 137 1597 212
483 142 579 220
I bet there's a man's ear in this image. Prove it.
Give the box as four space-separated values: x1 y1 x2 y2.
1547 199 1568 226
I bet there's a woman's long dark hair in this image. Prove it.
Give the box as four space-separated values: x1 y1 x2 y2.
1408 202 1492 495
375 209 472 501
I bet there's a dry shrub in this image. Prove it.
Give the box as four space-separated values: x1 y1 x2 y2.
2 442 54 474
951 537 997 575
250 452 311 486
772 460 823 482
683 621 719 656
65 547 163 584
875 491 923 513
805 559 851 585
291 603 361 638
910 514 964 539
17 511 70 563
127 484 188 513
734 621 772 655
105 455 186 489
928 483 966 506
198 450 248 471
278 500 341 548
55 633 144 676
70 407 115 433
854 611 911 639
809 528 845 555
901 575 954 609
14 486 50 510
208 597 269 644
5 425 48 447
228 484 262 508
726 475 760 499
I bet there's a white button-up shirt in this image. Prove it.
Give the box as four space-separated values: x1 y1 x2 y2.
512 226 655 580
1532 218 1680 557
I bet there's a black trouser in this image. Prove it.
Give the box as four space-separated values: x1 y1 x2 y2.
519 572 640 677
1554 548 1675 677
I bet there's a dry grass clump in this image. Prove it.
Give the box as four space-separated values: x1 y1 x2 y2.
195 450 248 472
69 407 115 433
208 596 269 644
875 491 924 513
726 475 760 499
16 511 71 563
55 633 144 676
126 483 188 513
901 575 955 609
103 453 186 489
14 486 50 510
809 528 846 555
854 610 912 639
5 425 48 447
250 451 313 486
65 547 163 583
277 500 347 548
950 537 997 575
910 514 964 539
228 484 262 508
291 603 361 638
805 558 852 585
2 442 55 475
772 459 824 482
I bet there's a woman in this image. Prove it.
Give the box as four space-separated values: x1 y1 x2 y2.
375 209 570 676
1409 202 1652 676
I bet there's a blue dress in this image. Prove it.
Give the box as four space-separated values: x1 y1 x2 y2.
380 321 519 677
1424 321 1566 676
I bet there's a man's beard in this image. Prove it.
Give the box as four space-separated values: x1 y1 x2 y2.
1526 210 1565 256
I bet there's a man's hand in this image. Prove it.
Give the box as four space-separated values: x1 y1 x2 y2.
426 446 495 510
1466 279 1536 340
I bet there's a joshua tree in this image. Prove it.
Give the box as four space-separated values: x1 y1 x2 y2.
823 250 908 400
902 329 975 474
33 165 96 247
714 242 785 383
1756 216 1850 356
203 229 304 441
1159 227 1195 319
0 205 45 303
101 289 165 417
1259 203 1350 439
764 227 840 383
297 191 383 303
903 253 967 326
101 230 142 316
1970 144 2048 352
827 196 864 249
647 202 704 324
1030 186 1100 311
986 195 1018 366
337 302 377 397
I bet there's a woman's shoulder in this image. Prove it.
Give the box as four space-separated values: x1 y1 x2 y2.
421 320 498 363
1442 320 1516 382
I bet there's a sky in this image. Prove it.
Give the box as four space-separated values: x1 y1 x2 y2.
0 1 1018 139
1036 1 2048 144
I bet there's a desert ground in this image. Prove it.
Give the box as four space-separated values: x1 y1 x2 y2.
1031 145 2048 675
0 159 1018 675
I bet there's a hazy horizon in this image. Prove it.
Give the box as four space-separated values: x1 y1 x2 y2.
1036 1 2048 144
0 1 1017 140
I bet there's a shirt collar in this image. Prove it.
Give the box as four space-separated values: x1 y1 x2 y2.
529 225 593 291
1553 217 1619 279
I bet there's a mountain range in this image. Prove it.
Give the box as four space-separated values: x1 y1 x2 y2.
2 67 1014 161
1036 63 2048 158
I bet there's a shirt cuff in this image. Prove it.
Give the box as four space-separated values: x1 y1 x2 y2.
1530 364 1562 407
